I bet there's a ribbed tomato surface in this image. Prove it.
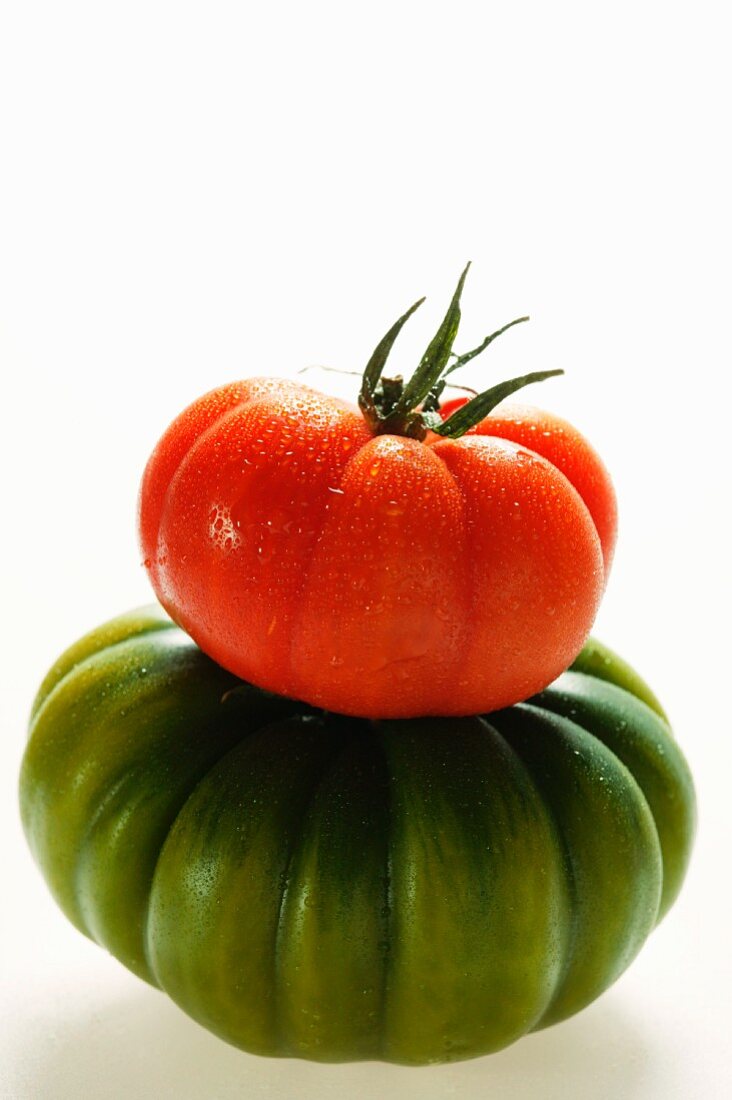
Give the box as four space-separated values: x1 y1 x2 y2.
20 608 694 1064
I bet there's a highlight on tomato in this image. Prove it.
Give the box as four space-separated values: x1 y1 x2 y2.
139 265 617 718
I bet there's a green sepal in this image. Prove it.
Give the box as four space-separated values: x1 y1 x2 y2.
443 316 530 378
433 369 564 439
359 297 425 420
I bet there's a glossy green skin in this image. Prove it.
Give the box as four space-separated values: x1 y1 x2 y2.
20 607 695 1064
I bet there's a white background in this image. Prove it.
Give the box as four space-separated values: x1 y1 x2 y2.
1 2 730 1097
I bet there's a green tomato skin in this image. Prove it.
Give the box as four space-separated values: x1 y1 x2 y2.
19 608 695 1065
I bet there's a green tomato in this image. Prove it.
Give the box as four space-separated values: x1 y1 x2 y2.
19 607 695 1064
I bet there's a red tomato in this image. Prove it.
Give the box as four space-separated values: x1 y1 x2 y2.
139 269 616 717
140 377 614 718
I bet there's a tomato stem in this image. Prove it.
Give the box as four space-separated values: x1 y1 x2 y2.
358 265 563 440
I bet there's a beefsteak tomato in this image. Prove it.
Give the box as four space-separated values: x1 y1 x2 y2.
20 607 695 1064
139 268 616 717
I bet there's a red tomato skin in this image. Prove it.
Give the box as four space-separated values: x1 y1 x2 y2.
139 379 608 718
438 397 617 573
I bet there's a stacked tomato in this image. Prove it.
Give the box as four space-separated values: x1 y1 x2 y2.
20 269 694 1064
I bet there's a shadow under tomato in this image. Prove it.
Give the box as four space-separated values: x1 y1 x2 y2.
18 983 652 1100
